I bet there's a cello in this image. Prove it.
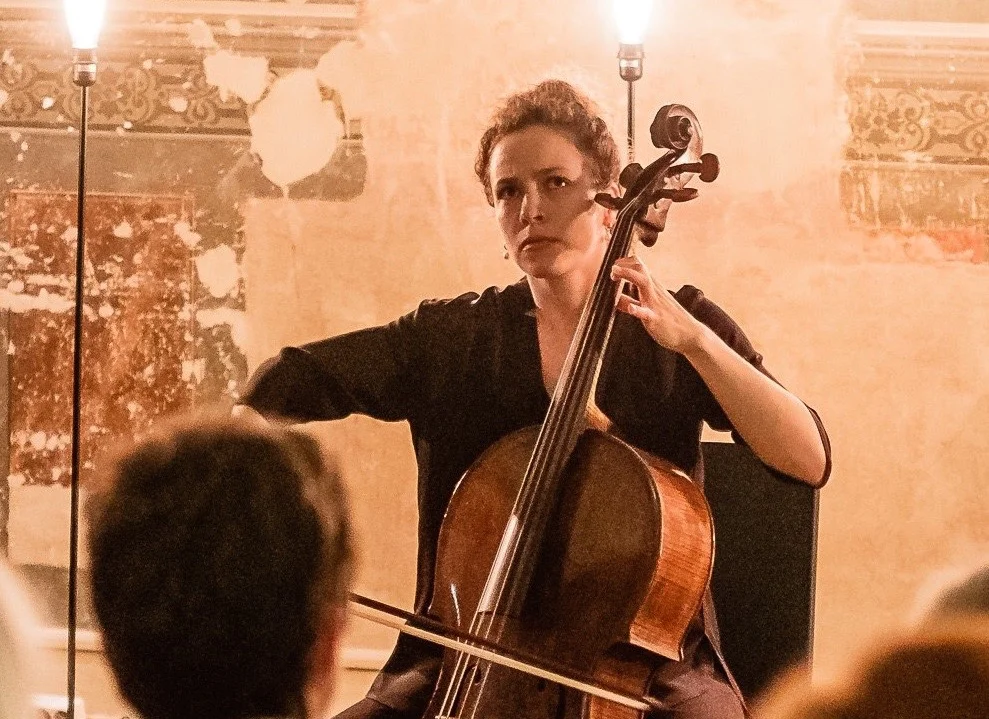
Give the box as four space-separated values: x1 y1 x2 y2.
358 102 721 719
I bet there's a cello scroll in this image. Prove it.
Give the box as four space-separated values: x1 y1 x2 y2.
599 104 720 246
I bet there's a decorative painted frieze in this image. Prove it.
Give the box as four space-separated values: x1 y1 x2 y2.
842 20 989 263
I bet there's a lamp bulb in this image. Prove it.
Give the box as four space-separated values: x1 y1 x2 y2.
612 0 652 45
63 0 107 50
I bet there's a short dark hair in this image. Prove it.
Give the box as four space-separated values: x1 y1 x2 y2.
475 79 621 205
926 565 989 621
87 415 353 719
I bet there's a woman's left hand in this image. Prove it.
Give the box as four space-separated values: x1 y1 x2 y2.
611 255 703 354
612 258 828 487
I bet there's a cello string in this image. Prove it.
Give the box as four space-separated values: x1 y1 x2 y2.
437 480 552 717
462 203 643 716
449 151 692 714
483 199 640 629
439 187 648 717
438 412 559 714
437 610 488 716
472 199 640 632
439 521 529 718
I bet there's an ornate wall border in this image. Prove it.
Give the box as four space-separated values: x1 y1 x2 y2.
841 20 989 262
0 0 361 132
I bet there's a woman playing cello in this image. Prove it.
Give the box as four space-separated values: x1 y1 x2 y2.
237 79 831 719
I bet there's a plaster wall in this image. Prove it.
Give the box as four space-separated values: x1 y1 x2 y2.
240 0 989 689
6 0 988 716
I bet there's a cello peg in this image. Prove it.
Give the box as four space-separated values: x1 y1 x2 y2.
594 192 622 211
668 188 698 202
699 153 720 183
619 162 643 190
651 187 698 203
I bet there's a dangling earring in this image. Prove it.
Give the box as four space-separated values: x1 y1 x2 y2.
503 245 510 260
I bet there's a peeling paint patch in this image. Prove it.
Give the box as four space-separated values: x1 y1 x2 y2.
174 221 202 249
0 288 73 313
197 307 248 353
113 220 133 239
316 40 366 118
1 243 32 268
169 96 190 113
187 18 218 49
203 50 269 104
865 228 987 264
195 244 240 298
182 358 206 383
249 69 343 189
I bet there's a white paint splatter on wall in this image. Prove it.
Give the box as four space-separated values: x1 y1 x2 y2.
0 288 73 313
317 40 367 118
187 18 218 49
203 50 270 104
248 69 343 189
195 244 240 298
197 307 248 353
113 220 133 239
173 220 202 249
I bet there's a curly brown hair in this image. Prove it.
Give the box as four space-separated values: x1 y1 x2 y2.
475 79 620 206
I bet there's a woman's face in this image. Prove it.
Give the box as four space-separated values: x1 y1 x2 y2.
488 125 611 281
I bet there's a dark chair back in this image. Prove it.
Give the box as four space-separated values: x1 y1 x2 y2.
702 441 820 700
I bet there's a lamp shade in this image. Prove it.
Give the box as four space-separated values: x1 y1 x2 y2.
612 0 652 45
63 0 107 50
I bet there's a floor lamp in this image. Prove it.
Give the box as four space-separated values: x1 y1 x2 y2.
612 0 652 164
62 1 106 717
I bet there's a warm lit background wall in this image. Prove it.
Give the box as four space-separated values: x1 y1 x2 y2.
0 0 986 717
244 0 989 691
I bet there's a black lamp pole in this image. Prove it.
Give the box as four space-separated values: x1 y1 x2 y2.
66 45 97 719
613 0 652 165
618 43 644 164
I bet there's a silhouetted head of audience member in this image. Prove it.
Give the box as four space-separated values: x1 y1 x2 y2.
919 560 989 624
0 559 37 719
87 415 354 719
754 622 989 719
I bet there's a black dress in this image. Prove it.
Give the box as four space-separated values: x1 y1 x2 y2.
241 279 832 718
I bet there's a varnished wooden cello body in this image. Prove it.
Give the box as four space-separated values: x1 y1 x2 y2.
364 104 722 719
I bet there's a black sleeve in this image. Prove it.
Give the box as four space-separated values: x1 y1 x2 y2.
239 310 425 424
676 285 832 486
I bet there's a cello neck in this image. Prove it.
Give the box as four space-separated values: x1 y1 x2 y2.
475 200 641 617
